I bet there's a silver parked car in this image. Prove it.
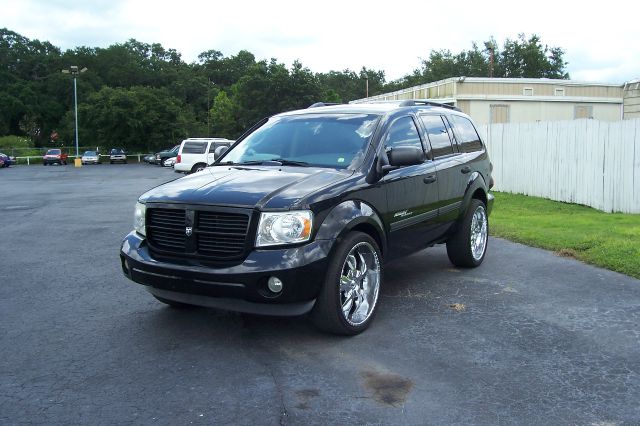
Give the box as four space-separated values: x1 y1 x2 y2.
81 150 101 165
109 148 127 164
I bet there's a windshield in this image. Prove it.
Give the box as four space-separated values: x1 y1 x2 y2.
220 113 379 169
111 149 124 154
83 151 96 156
47 149 61 155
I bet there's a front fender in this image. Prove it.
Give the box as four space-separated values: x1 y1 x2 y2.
315 200 387 254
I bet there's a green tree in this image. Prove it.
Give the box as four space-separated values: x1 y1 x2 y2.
210 91 238 138
74 86 198 152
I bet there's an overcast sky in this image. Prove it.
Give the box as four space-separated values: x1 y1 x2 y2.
2 0 639 84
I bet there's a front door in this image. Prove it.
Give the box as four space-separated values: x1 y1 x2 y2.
382 116 441 259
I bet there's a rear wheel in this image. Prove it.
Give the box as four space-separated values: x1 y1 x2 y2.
191 163 206 173
311 232 382 335
446 199 488 267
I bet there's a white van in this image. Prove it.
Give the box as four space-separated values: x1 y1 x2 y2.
174 138 234 173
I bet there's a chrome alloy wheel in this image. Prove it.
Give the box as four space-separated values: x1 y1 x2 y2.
470 205 488 261
339 242 381 326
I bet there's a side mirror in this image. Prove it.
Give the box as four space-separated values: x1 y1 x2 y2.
214 145 228 160
387 146 425 167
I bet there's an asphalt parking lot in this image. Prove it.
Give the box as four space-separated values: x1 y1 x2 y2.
1 163 639 425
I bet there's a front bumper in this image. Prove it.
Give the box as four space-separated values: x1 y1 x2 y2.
120 232 334 316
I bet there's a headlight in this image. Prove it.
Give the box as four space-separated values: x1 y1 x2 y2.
134 202 146 236
256 211 313 247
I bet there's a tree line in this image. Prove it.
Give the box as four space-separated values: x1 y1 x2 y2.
0 28 568 153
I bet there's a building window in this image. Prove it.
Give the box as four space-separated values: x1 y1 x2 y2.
523 87 534 96
554 87 565 96
574 105 594 119
490 104 510 123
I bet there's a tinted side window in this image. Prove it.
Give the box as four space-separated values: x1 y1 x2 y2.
182 142 207 154
420 115 454 158
450 115 483 152
384 117 422 151
208 143 217 153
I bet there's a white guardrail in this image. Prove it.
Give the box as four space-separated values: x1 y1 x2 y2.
14 154 146 165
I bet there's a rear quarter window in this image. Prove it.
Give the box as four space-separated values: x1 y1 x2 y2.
182 142 207 154
450 115 483 153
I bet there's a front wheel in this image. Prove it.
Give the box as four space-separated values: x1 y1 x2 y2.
311 232 382 335
446 199 488 267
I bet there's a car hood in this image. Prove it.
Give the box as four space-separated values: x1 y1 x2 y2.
140 166 353 209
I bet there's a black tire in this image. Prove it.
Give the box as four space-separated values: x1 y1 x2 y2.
446 199 489 268
311 231 383 335
153 295 194 309
110 161 113 164
191 163 206 174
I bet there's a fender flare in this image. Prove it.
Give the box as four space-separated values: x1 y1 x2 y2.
315 200 387 255
459 171 489 217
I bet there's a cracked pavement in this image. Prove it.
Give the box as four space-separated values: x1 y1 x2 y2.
1 164 639 425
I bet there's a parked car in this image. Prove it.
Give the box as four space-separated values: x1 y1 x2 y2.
174 138 234 173
109 148 127 164
163 157 176 167
43 149 68 165
155 145 180 166
81 150 101 165
120 100 494 335
143 154 156 164
0 152 15 167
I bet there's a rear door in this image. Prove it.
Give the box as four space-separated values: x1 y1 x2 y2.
382 116 441 259
419 114 465 224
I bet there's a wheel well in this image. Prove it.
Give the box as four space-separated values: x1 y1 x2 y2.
350 223 385 256
472 188 487 206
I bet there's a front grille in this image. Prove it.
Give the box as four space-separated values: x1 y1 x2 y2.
146 207 250 260
147 209 187 251
197 211 249 258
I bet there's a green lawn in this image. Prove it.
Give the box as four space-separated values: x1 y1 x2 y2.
489 192 640 280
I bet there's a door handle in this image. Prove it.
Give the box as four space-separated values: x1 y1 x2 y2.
461 166 472 174
423 175 437 184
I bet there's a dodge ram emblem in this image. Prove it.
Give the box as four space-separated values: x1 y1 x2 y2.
185 226 193 236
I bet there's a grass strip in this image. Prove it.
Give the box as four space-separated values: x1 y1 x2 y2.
490 192 640 280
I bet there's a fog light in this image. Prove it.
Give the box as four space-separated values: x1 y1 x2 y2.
267 276 283 293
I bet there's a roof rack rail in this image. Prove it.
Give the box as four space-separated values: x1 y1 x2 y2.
398 99 461 111
308 102 342 108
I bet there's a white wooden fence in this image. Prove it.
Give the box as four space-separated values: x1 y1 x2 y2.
478 119 640 214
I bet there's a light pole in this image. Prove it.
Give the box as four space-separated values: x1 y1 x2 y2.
363 73 369 98
62 66 87 159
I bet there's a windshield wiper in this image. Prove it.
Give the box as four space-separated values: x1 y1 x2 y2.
218 159 310 167
267 158 309 167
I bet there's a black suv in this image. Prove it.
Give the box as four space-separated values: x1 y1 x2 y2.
120 100 494 335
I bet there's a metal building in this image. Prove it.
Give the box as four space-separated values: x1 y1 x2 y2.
351 77 624 125
623 79 640 120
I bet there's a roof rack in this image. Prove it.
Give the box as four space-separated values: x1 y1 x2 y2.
398 99 461 111
308 102 342 108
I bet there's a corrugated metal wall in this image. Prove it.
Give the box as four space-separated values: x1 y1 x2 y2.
623 81 640 119
479 119 640 213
